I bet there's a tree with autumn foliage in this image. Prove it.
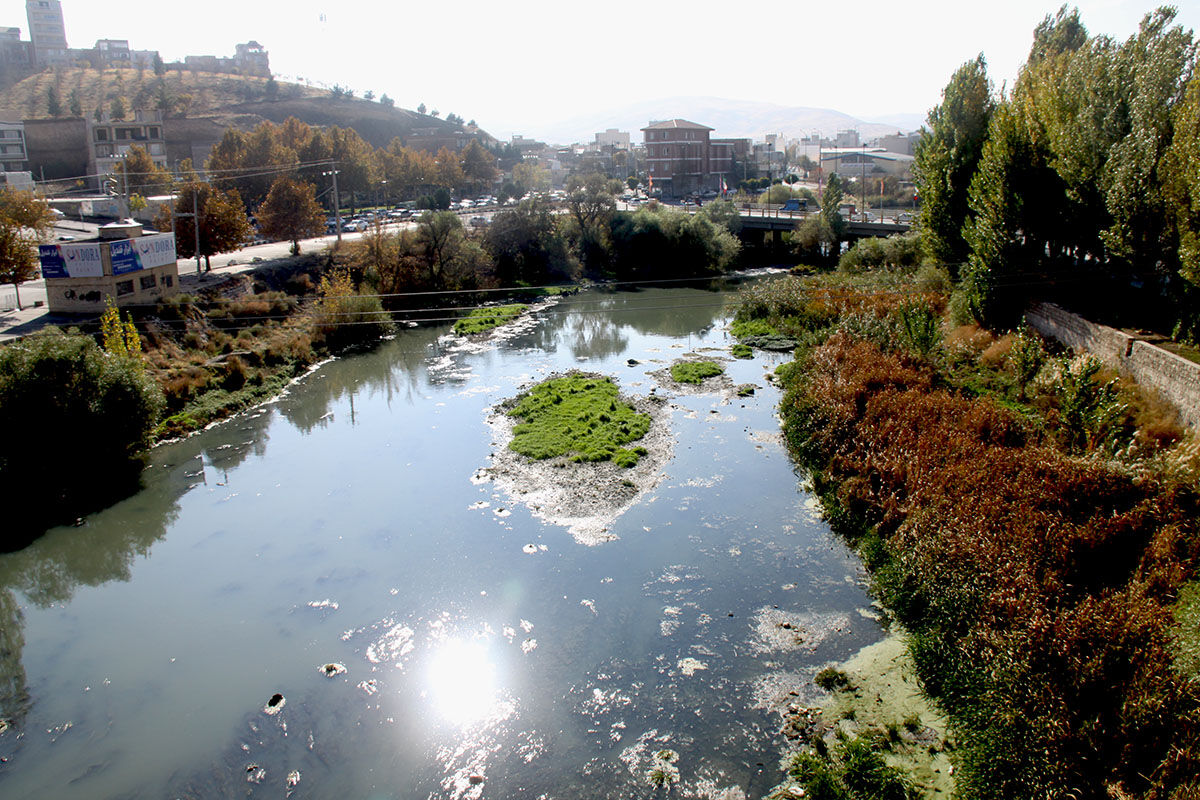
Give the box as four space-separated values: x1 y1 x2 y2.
460 140 498 194
154 183 253 271
257 177 326 255
0 189 54 310
115 145 173 198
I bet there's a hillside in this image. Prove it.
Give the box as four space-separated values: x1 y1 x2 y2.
0 68 474 149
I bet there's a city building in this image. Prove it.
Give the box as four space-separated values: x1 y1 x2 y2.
25 0 68 67
38 220 179 313
182 41 271 77
873 131 922 156
594 129 630 150
87 110 168 189
81 39 158 70
834 129 860 148
0 121 29 172
642 119 730 197
820 147 914 179
0 27 32 72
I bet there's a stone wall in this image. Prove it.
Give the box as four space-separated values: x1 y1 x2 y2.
1026 302 1200 430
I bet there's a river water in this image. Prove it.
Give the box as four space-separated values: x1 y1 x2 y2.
0 283 882 799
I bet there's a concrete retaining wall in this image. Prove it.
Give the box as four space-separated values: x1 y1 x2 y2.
1026 302 1200 430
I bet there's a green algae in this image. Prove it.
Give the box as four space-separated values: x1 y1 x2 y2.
507 373 651 467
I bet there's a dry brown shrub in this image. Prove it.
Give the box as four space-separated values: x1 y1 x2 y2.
789 333 1200 795
980 333 1015 367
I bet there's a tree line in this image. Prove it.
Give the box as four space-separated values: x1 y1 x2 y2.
913 5 1200 340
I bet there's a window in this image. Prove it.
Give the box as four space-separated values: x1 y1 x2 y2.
162 274 173 288
115 280 134 296
140 274 157 290
149 127 160 139
94 129 108 142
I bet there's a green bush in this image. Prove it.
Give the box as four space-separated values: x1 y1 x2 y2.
0 328 164 545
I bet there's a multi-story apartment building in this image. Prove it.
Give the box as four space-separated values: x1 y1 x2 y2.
87 110 168 188
641 119 741 197
0 121 29 172
182 41 271 78
25 0 68 66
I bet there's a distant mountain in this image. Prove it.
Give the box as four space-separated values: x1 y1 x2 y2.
523 96 924 145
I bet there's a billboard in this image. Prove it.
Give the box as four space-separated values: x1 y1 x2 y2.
38 242 104 279
110 234 177 275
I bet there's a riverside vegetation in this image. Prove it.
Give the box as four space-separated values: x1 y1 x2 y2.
733 270 1200 798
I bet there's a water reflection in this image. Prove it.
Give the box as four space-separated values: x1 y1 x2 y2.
0 403 278 733
280 326 444 433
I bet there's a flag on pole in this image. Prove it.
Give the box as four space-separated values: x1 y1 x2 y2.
648 173 654 192
720 177 728 196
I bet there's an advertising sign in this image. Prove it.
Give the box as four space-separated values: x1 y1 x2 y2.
38 242 104 279
111 234 177 275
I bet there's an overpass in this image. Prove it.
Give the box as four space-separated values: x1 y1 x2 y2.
734 205 912 240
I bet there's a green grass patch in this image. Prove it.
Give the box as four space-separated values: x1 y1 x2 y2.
671 360 725 384
731 317 778 340
732 343 754 359
737 384 756 397
454 304 529 335
507 373 651 467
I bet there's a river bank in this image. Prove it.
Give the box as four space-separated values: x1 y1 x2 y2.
736 271 1200 797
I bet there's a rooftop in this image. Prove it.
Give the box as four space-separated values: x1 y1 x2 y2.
641 119 713 131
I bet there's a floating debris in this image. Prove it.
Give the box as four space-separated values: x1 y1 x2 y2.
580 598 597 614
521 638 538 654
648 748 681 787
358 679 380 696
677 657 709 676
263 693 285 715
522 543 538 554
366 624 415 666
306 599 339 611
319 663 346 678
246 764 266 784
286 770 301 788
520 619 534 633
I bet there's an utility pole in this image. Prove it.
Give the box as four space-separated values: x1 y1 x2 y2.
174 186 203 274
323 161 342 244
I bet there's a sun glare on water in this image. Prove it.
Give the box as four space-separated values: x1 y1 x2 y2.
424 638 514 727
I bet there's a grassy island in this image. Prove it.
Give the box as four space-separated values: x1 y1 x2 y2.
670 360 725 384
507 373 651 467
453 304 528 336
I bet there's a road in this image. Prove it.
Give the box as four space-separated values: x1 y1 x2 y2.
0 211 497 341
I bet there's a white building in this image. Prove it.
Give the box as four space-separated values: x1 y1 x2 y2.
594 129 630 150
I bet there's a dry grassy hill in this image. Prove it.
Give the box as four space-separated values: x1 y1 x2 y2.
0 68 471 149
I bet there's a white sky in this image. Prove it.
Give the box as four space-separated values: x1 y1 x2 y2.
12 0 1200 139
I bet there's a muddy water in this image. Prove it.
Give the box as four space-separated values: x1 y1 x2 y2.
0 283 883 799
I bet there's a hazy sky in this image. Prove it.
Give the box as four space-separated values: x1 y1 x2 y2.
14 0 1200 138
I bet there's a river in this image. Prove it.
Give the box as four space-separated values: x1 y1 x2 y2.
0 282 882 799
